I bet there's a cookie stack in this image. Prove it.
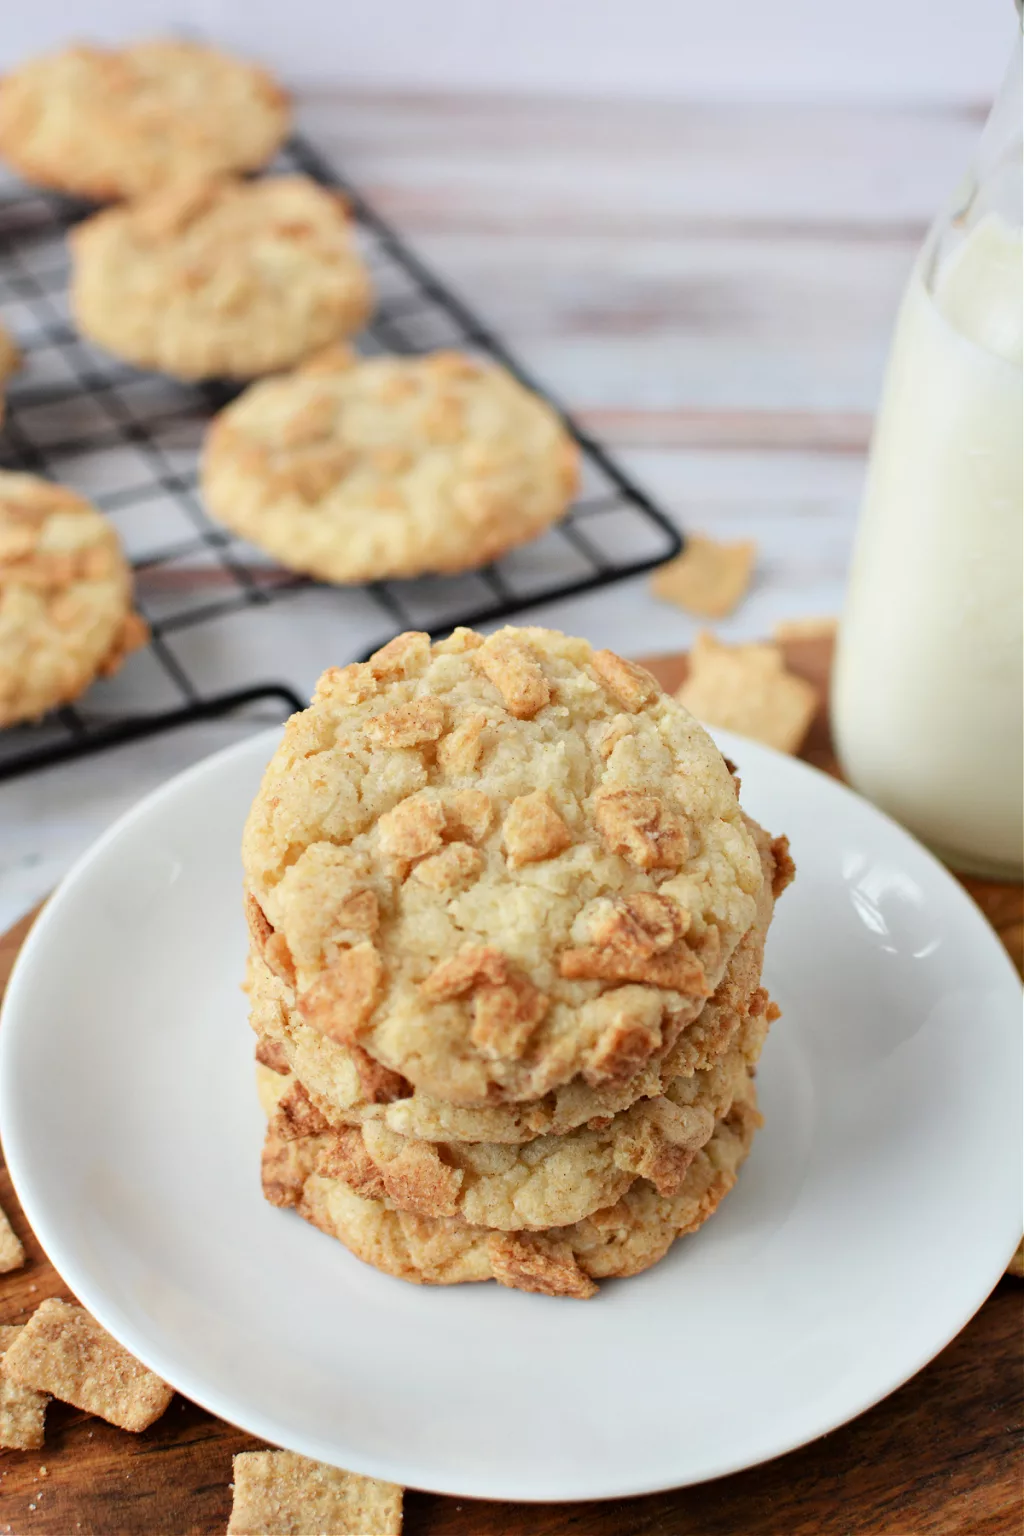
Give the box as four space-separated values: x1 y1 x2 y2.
244 625 792 1298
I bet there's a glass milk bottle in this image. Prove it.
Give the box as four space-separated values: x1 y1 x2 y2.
832 23 1023 880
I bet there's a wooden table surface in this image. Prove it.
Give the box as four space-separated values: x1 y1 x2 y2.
0 638 1020 1536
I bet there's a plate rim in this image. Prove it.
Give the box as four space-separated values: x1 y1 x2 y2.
0 726 1020 1503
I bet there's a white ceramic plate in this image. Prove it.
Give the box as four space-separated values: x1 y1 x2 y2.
1 728 1020 1503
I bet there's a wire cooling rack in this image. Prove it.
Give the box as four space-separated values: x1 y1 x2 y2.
0 133 681 782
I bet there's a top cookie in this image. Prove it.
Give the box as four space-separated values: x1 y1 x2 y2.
242 626 763 1107
0 472 147 727
0 39 289 200
201 348 578 581
71 176 373 381
246 812 788 1143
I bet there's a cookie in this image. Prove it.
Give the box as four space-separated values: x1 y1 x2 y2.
246 818 786 1143
71 176 372 381
265 1078 761 1298
267 1003 768 1232
242 627 764 1106
0 323 20 425
0 39 288 200
201 350 578 580
0 473 147 727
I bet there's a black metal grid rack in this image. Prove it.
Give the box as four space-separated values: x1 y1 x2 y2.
0 134 681 782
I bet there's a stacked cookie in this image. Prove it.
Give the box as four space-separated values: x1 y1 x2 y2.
244 626 792 1298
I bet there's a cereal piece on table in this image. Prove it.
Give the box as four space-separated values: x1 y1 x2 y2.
1008 1238 1024 1278
676 631 818 755
772 615 839 643
0 1201 25 1273
228 1449 403 1535
651 534 756 619
0 1326 48 1450
2 1298 173 1432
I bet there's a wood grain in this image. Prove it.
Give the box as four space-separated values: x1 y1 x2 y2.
0 637 1019 1535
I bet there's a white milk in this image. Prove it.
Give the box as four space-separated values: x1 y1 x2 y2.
833 214 1023 878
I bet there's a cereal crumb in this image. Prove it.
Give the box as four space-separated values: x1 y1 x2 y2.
228 1450 402 1535
0 1326 48 1451
2 1298 172 1433
651 534 756 619
0 1205 25 1276
676 631 818 755
772 615 838 643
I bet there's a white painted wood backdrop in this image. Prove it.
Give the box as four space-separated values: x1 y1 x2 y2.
0 89 988 922
0 1 1013 102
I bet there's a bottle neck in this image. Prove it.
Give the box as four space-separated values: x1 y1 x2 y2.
974 25 1022 225
921 25 1022 302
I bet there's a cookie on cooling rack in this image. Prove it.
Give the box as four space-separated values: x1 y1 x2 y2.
0 38 289 200
0 473 148 728
70 176 372 381
0 324 20 426
201 349 579 581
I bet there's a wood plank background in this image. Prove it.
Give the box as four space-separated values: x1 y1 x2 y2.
1 3 1007 102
